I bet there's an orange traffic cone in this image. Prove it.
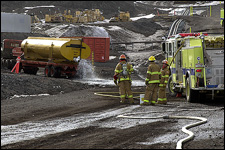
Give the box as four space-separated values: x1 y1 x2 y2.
11 56 21 74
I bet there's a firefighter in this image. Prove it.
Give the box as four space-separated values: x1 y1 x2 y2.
157 59 170 104
114 54 134 104
142 56 161 106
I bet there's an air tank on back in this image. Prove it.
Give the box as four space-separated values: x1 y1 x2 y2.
21 37 91 63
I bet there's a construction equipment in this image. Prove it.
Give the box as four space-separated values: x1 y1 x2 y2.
109 11 131 22
76 9 105 23
2 37 91 78
45 9 105 24
63 10 73 23
161 33 224 102
45 14 63 23
30 14 40 23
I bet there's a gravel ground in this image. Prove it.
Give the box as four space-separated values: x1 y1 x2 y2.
1 2 224 149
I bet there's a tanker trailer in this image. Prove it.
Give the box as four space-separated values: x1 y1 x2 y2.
19 37 91 78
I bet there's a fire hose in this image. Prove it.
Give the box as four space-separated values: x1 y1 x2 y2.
117 114 207 149
94 92 144 99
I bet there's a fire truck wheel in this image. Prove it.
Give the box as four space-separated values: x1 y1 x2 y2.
186 77 198 103
168 75 177 97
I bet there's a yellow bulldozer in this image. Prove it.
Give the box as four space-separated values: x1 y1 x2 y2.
109 11 132 22
45 14 63 23
45 9 105 24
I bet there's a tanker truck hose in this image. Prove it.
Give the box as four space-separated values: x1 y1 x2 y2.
117 114 207 149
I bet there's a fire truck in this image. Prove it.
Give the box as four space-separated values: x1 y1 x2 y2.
161 33 224 102
221 8 224 27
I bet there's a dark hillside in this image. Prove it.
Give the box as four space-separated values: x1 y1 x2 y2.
1 1 155 19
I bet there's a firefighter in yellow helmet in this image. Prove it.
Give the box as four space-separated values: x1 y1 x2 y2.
114 54 134 104
157 59 170 104
142 56 161 106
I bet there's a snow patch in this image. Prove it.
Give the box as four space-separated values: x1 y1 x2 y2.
157 8 173 11
10 94 50 99
131 14 155 21
109 56 116 60
24 5 55 9
107 26 123 31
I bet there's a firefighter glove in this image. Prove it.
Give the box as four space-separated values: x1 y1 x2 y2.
113 74 118 80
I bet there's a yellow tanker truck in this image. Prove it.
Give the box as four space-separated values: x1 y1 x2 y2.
12 37 91 78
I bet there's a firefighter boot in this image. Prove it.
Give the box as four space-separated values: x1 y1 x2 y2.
141 102 150 106
150 101 156 106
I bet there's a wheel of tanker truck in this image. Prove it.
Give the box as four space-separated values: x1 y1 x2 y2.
168 75 177 97
52 66 61 78
66 67 76 79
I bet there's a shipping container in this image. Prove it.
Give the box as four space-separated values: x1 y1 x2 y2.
60 37 110 62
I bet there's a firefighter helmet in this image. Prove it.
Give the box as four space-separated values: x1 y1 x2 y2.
119 54 126 60
149 56 155 61
162 59 169 65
